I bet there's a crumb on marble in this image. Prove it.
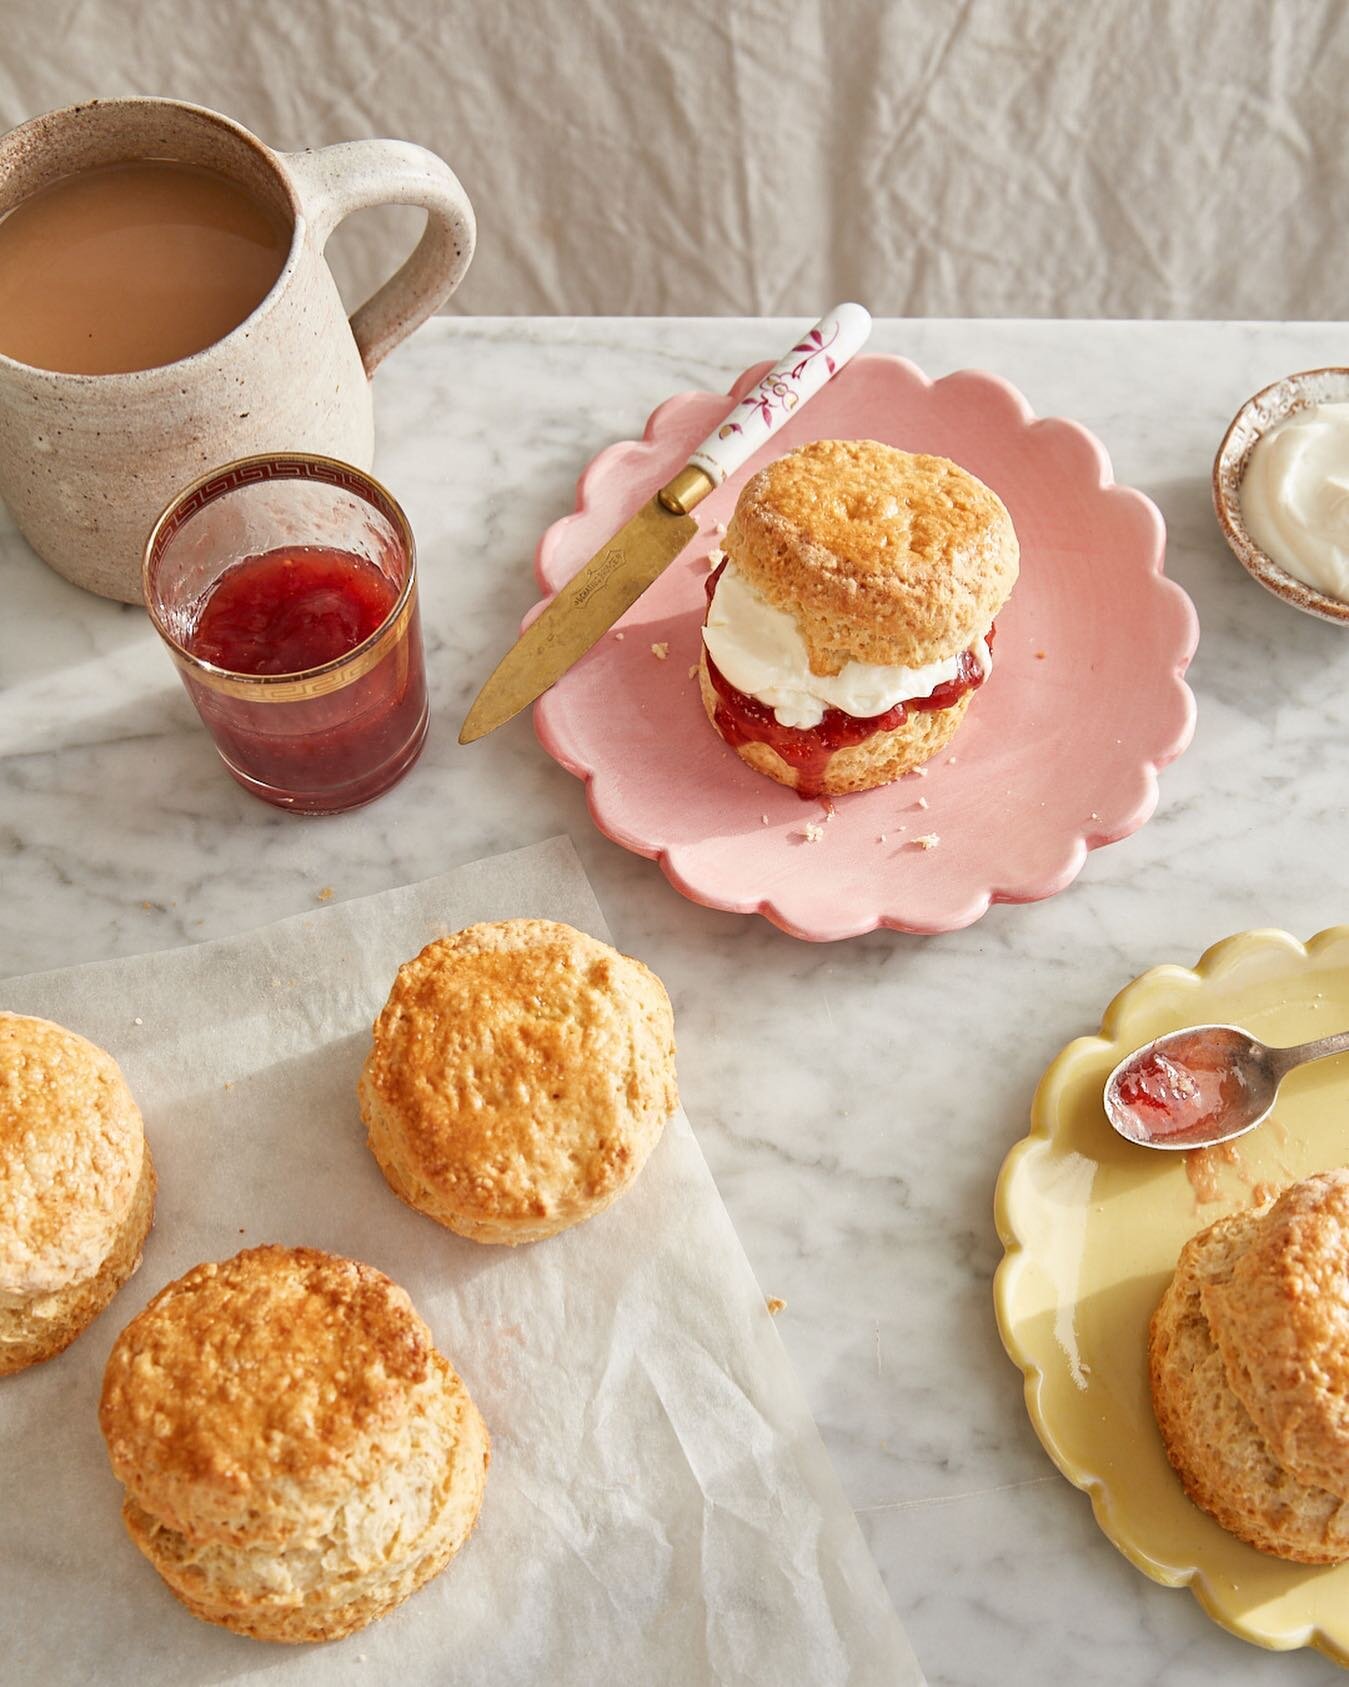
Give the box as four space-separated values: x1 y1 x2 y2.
946 755 958 764
801 822 825 844
761 813 770 825
915 796 929 809
714 521 727 537
132 1016 143 1026
913 833 940 850
1089 810 1099 820
316 886 334 903
614 631 625 641
910 764 927 777
224 1081 234 1090
688 663 699 679
1035 650 1047 659
650 641 669 660
766 1296 787 1316
878 832 887 843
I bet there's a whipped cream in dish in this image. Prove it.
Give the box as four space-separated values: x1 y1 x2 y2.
702 562 992 730
1241 402 1349 602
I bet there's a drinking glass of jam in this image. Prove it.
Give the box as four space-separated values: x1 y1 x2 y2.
144 454 428 814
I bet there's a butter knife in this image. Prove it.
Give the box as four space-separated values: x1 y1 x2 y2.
458 303 872 743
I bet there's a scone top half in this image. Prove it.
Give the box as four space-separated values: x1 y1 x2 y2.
1202 1169 1349 1499
0 1012 146 1298
99 1245 452 1548
359 920 678 1244
709 438 1018 706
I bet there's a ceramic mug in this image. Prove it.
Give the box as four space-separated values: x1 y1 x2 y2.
0 97 475 602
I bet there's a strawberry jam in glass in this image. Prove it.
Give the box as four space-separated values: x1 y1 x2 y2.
144 454 427 814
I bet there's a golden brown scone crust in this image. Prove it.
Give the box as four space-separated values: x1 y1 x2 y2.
725 439 1018 673
358 920 678 1246
100 1246 489 1643
1150 1192 1349 1564
1202 1170 1349 1498
0 1012 145 1295
0 1146 155 1376
0 1012 154 1376
697 650 970 795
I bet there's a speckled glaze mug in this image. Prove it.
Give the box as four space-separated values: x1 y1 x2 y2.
0 97 475 602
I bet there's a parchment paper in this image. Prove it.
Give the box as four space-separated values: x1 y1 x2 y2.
0 837 920 1687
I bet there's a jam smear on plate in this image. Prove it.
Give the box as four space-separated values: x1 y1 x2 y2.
702 562 992 799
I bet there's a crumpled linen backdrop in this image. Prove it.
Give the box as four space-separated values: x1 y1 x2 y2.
1 0 1346 320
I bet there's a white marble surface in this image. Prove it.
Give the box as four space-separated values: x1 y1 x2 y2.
5 317 1349 1684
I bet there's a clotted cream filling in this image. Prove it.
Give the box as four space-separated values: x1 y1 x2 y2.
702 562 992 730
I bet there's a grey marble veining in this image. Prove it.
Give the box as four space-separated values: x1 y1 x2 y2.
5 317 1349 1684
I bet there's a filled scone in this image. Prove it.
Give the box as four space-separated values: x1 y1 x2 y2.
99 1245 489 1642
0 1012 155 1376
699 439 1018 797
358 919 678 1245
1149 1170 1349 1563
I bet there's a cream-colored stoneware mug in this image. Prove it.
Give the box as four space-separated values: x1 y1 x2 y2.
0 97 475 602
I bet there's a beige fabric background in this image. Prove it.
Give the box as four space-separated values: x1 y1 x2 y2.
1 0 1345 320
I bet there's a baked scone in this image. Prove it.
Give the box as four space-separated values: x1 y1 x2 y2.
99 1245 489 1643
358 919 677 1245
0 1012 156 1376
1149 1172 1349 1563
700 439 1018 797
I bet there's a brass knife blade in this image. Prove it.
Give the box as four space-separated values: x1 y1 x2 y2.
458 494 697 742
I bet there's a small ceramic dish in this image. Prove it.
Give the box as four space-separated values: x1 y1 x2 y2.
996 924 1349 1663
1213 367 1349 626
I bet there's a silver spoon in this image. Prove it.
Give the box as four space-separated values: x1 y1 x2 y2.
1104 1023 1349 1150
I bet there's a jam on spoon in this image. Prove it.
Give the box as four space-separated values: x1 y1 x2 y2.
1104 1023 1349 1150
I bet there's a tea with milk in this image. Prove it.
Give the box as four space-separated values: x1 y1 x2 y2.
0 159 290 374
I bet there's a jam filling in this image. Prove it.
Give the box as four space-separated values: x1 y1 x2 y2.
702 562 993 799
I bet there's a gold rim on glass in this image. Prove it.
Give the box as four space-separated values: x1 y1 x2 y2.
143 452 417 703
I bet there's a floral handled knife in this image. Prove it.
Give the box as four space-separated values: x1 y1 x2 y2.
458 303 872 743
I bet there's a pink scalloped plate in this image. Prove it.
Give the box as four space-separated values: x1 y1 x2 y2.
532 355 1198 941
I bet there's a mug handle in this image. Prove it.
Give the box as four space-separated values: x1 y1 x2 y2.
283 140 476 376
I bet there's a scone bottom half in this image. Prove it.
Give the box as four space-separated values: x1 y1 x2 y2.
0 1012 157 1378
358 919 679 1246
98 1245 489 1643
700 439 1018 798
1149 1171 1349 1565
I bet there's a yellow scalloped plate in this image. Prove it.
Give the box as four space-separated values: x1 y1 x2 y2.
995 926 1349 1664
